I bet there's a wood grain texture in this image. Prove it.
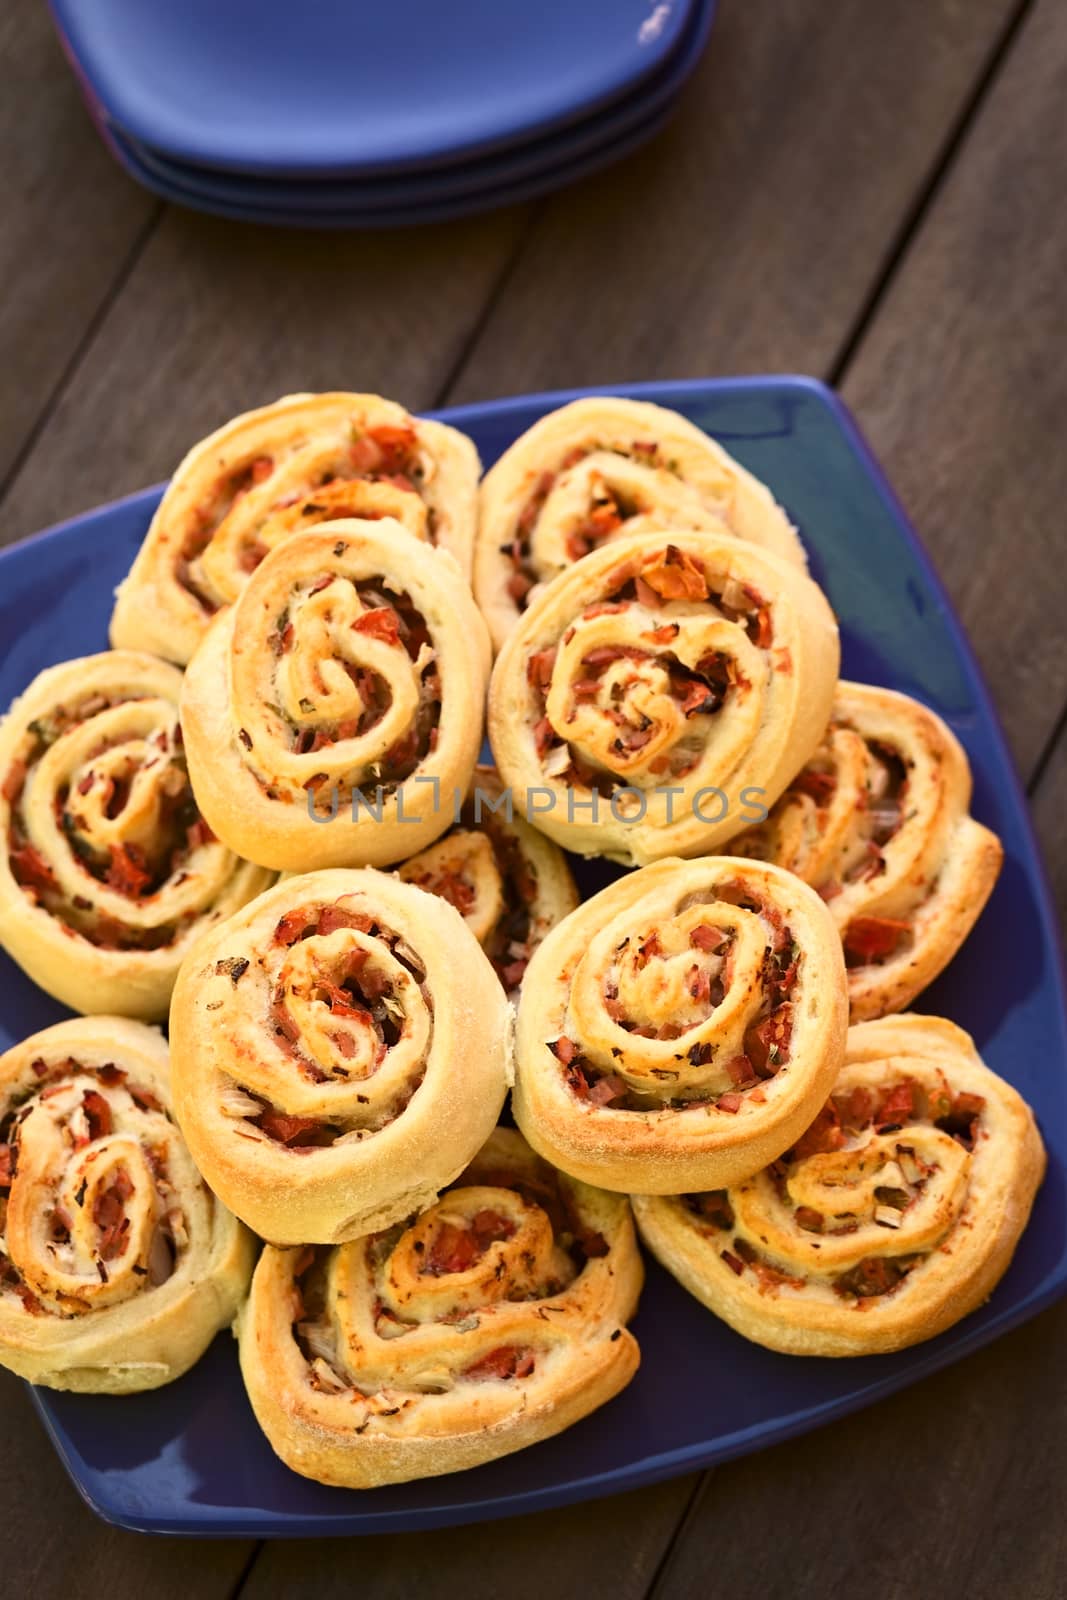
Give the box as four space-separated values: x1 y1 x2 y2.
243 1476 697 1600
652 1301 1067 1600
444 0 1019 402
841 0 1067 777
0 1370 253 1595
0 0 1064 1593
0 205 531 547
0 4 157 491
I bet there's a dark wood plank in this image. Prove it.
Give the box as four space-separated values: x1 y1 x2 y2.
0 1370 252 1596
444 0 1020 403
841 0 1067 777
0 204 530 546
243 1476 698 1600
0 3 157 491
653 1301 1067 1600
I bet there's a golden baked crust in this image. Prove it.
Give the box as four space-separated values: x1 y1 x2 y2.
0 651 271 1019
488 530 839 865
168 869 512 1245
513 856 848 1194
634 1014 1045 1356
474 396 806 651
728 682 1003 1018
237 1127 642 1488
111 392 480 664
0 1016 254 1391
397 765 578 997
179 517 490 871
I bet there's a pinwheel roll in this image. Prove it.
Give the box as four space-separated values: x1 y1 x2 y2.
633 1015 1044 1356
727 683 1003 1020
180 517 491 871
0 652 272 1019
488 530 839 865
169 869 512 1245
397 765 578 996
237 1127 642 1487
475 396 807 650
111 393 480 665
0 1017 254 1391
513 857 848 1194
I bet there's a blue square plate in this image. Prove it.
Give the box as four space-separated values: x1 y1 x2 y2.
48 0 698 178
3 378 1065 1535
102 0 716 220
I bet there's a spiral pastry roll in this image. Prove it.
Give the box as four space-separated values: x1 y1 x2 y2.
180 517 490 871
0 1017 254 1391
513 857 848 1194
0 653 272 1019
475 396 807 650
488 530 839 865
111 393 480 665
634 1014 1044 1356
237 1127 642 1487
169 869 511 1245
727 683 1003 1020
397 766 578 996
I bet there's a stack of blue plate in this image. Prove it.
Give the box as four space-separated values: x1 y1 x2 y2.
50 0 717 227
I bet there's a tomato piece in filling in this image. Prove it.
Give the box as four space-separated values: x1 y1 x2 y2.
843 915 910 965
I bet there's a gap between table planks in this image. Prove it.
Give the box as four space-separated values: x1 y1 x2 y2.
1 0 1064 1595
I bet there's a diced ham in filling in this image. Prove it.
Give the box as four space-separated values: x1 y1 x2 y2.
93 1168 135 1261
463 1345 536 1382
790 1103 846 1159
255 1111 326 1148
833 1255 910 1300
424 1210 516 1276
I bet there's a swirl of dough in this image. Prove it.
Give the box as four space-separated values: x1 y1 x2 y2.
488 530 838 865
0 652 272 1018
111 392 480 664
633 1014 1045 1355
0 1017 254 1391
727 682 1003 1019
179 517 490 871
237 1127 642 1487
168 869 512 1245
475 396 806 650
397 766 578 995
513 856 848 1193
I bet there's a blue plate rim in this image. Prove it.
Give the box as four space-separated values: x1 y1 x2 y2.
8 374 1067 1535
98 97 677 230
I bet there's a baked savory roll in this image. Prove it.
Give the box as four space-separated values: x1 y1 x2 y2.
728 682 1003 1019
488 530 839 865
634 1014 1044 1356
397 765 578 996
0 1016 254 1391
475 396 807 651
179 517 490 871
169 869 511 1245
111 392 480 665
0 652 272 1019
513 856 848 1194
237 1127 642 1487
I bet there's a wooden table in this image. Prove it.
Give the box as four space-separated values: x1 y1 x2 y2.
3 1 1065 1592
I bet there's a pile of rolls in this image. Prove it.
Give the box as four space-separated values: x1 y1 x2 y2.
0 393 1038 1489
